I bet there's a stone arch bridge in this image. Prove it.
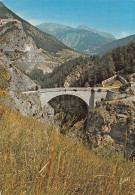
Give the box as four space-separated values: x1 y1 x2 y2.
22 87 117 109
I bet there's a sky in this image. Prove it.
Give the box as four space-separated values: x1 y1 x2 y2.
2 0 135 39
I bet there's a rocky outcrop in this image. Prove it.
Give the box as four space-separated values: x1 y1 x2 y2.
8 91 42 117
0 51 41 116
86 101 135 158
64 62 92 87
0 52 55 122
0 52 37 91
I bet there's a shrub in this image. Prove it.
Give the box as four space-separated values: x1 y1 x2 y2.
119 84 129 92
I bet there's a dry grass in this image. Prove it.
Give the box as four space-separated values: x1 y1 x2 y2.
104 79 123 92
104 79 123 88
0 65 10 97
0 106 135 194
0 38 10 44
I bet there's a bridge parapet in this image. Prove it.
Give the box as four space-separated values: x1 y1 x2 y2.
39 87 114 93
39 87 91 93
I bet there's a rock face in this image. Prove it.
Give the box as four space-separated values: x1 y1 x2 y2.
0 52 54 121
9 92 42 117
0 52 37 91
0 51 42 117
64 62 92 87
86 101 135 158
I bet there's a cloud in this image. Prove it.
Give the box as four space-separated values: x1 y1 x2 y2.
16 10 30 20
27 19 45 26
115 32 130 39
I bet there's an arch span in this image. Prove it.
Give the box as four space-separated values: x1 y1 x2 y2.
48 94 89 108
39 88 91 108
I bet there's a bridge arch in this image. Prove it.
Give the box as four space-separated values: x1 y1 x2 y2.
39 89 91 108
48 94 89 107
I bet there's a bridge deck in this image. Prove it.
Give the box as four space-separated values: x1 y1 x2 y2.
22 87 119 94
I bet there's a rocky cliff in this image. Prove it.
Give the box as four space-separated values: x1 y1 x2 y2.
64 61 92 87
0 51 43 119
86 100 135 159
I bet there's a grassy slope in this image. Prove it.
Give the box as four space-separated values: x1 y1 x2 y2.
0 105 135 194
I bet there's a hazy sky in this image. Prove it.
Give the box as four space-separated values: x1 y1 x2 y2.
2 0 135 39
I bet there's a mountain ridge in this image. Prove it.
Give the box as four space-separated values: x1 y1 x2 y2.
76 25 116 40
36 22 116 54
95 33 135 56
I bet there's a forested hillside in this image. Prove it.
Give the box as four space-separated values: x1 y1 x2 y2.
83 41 135 86
79 41 135 86
28 56 93 88
29 41 135 88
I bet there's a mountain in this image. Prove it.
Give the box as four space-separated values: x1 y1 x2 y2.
95 34 135 56
36 23 116 54
36 23 72 37
77 25 115 40
0 2 81 74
